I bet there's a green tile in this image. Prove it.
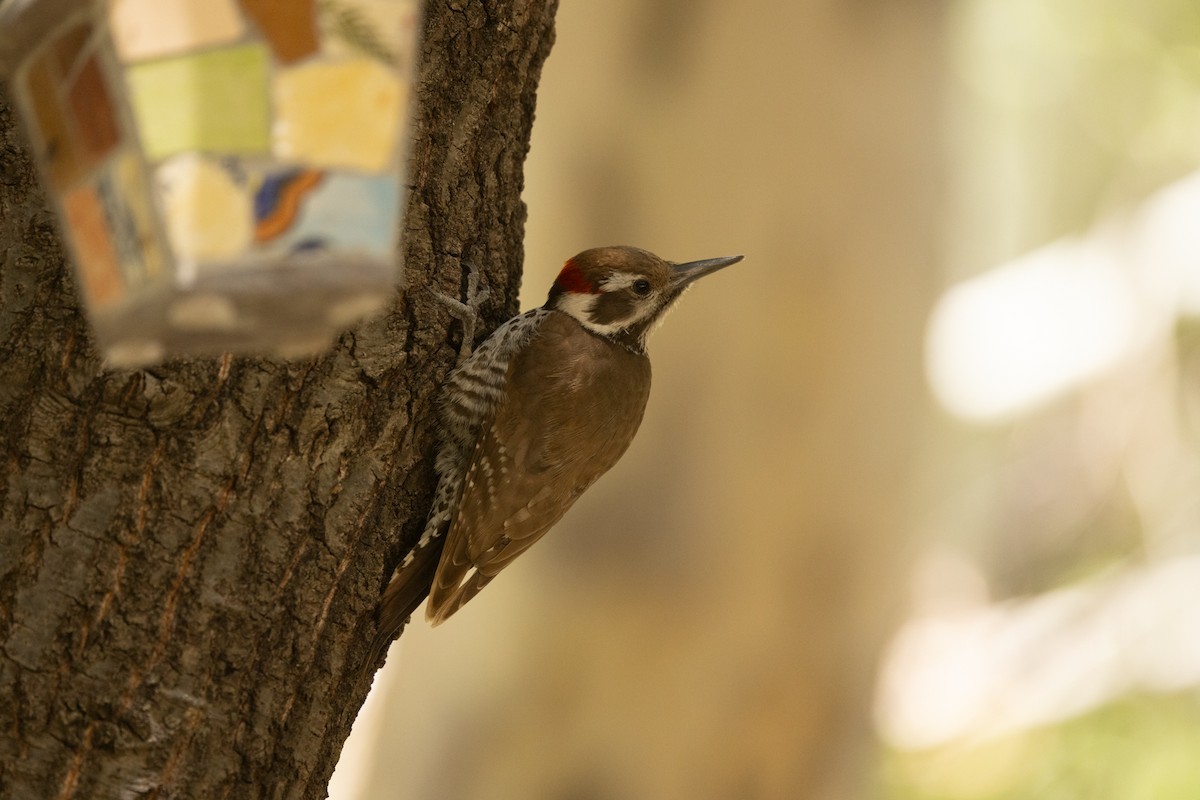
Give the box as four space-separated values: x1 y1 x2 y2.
125 43 270 159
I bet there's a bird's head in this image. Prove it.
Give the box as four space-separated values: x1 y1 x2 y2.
545 246 742 351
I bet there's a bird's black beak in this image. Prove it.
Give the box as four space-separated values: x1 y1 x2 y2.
670 254 744 289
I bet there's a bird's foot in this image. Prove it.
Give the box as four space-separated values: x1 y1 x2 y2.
431 261 491 363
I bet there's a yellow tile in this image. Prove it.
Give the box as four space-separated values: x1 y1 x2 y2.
125 44 270 159
273 57 403 172
157 155 252 269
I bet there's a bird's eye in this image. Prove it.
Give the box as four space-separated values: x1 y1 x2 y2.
632 279 652 296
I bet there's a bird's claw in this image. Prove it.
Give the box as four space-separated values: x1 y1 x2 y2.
431 261 490 363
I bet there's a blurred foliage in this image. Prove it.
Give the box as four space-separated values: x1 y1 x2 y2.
947 0 1200 276
937 0 1200 596
883 692 1200 799
909 3 1200 796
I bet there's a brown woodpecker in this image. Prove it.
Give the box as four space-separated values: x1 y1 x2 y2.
373 246 742 647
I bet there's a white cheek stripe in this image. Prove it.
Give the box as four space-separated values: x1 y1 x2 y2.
557 292 625 335
556 289 660 337
554 291 628 335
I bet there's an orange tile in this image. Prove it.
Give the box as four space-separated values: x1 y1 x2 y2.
240 0 319 64
22 52 83 190
51 22 91 75
62 185 124 308
67 55 121 171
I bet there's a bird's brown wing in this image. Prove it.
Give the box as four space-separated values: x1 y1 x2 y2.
426 315 651 624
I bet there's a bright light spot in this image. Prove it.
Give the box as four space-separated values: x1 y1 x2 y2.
927 238 1144 421
928 170 1200 423
1128 171 1200 315
876 556 1200 750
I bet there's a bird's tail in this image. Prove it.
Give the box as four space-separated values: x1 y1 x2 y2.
363 518 446 671
363 460 464 673
426 568 494 627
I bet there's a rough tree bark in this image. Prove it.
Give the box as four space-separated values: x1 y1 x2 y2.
0 2 557 797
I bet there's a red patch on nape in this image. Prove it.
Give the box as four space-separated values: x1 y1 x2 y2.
552 258 597 294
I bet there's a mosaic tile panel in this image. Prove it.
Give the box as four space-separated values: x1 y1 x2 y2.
9 0 420 364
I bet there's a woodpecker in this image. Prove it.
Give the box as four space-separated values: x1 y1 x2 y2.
373 246 742 649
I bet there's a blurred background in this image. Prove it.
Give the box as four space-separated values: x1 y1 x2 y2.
333 0 1200 797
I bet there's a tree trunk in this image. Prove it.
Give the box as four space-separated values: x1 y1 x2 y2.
0 2 557 797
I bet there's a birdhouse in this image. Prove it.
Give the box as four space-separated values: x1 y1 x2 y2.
0 0 419 365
